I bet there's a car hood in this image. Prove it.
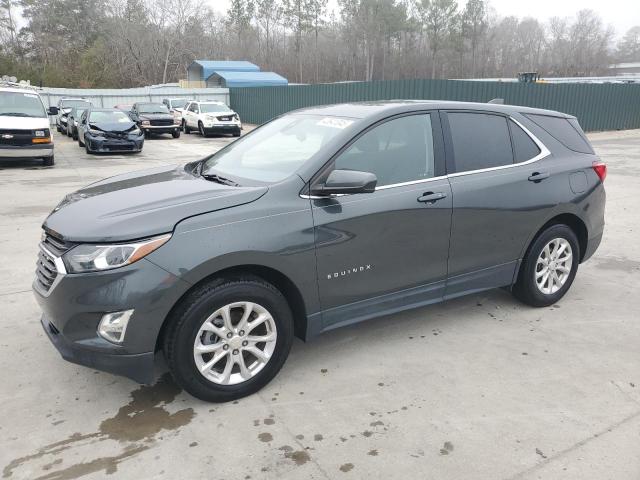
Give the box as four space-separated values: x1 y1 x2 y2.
89 121 137 133
138 113 173 121
0 115 50 130
43 164 268 242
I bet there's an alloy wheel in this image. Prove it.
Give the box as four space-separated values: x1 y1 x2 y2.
193 302 277 385
535 238 573 295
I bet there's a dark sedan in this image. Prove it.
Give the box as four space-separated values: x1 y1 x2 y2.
77 108 144 154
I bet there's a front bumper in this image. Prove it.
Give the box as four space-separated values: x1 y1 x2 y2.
86 135 144 153
33 256 191 383
141 125 180 134
41 315 156 383
202 122 241 133
0 144 53 158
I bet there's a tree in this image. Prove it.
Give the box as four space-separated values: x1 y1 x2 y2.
461 0 486 77
417 0 458 78
616 26 640 62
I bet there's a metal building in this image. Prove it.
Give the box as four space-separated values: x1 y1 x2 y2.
206 71 288 88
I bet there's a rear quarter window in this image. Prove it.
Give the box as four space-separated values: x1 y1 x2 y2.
525 114 594 154
509 120 541 162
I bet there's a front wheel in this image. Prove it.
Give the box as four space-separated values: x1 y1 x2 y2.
182 120 191 134
164 277 294 402
513 224 580 307
172 129 181 138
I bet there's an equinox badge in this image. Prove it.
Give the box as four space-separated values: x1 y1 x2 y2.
327 264 372 280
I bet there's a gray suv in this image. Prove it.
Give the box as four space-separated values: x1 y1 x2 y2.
33 101 606 402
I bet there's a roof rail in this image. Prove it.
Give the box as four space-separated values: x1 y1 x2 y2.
488 98 504 104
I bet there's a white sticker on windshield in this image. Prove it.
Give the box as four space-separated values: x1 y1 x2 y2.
316 117 354 129
23 93 38 98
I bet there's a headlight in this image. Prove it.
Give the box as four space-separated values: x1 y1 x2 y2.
88 128 105 137
205 115 215 121
141 120 150 126
234 114 240 121
130 128 142 135
63 234 171 273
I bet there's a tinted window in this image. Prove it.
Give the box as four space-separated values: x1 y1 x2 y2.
525 114 593 154
510 120 540 162
136 103 169 114
448 112 513 172
334 114 435 187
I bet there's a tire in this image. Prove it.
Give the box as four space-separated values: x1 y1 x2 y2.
172 129 181 139
183 120 191 134
513 224 580 307
43 155 54 166
198 121 207 137
66 124 72 137
164 276 294 402
78 134 84 147
56 123 61 133
85 140 92 154
72 130 78 141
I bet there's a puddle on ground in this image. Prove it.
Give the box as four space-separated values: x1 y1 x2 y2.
2 374 194 479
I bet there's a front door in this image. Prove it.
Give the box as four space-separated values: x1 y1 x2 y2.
310 112 452 331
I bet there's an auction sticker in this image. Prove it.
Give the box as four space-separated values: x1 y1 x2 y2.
317 117 354 129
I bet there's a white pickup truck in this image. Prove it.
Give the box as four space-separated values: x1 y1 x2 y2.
0 83 58 166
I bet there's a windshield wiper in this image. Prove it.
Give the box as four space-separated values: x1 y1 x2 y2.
1 112 35 117
201 173 241 187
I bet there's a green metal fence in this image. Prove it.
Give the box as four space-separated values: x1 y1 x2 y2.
230 79 640 132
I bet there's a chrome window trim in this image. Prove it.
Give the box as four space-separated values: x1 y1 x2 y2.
301 115 551 199
34 243 67 297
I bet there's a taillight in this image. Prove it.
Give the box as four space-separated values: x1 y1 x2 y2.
592 161 607 182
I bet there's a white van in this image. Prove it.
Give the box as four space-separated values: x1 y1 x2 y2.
0 83 58 166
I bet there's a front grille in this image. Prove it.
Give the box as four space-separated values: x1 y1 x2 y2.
36 249 58 292
42 232 76 256
216 116 233 121
150 119 173 126
0 129 36 146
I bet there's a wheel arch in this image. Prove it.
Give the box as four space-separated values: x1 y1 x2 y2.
155 264 309 354
517 212 588 280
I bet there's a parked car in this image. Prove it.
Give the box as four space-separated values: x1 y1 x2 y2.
0 82 57 166
162 98 190 122
55 98 91 134
131 102 181 138
77 107 144 153
34 101 606 402
65 106 89 140
182 100 241 137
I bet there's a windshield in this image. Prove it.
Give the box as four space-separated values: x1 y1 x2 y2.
201 104 232 114
202 114 355 183
169 99 188 109
89 111 132 123
61 99 90 108
137 103 169 114
0 91 47 118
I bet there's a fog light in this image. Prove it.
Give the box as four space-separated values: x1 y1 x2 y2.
98 310 133 343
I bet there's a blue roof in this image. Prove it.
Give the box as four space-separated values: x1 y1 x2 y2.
189 60 259 79
208 71 288 87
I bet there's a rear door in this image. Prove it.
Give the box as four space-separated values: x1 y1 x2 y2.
441 110 554 297
310 112 452 330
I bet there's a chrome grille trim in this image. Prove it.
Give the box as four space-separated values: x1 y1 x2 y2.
34 244 67 297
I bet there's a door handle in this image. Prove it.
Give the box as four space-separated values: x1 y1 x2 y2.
417 192 447 203
528 171 550 182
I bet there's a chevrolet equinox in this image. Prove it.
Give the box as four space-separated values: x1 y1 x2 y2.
34 101 606 402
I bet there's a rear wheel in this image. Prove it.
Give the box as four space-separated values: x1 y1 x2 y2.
513 224 580 307
164 277 294 402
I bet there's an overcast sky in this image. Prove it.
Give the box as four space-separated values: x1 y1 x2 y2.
207 0 640 37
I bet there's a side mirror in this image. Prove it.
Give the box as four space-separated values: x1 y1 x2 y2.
47 106 59 115
312 169 377 195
